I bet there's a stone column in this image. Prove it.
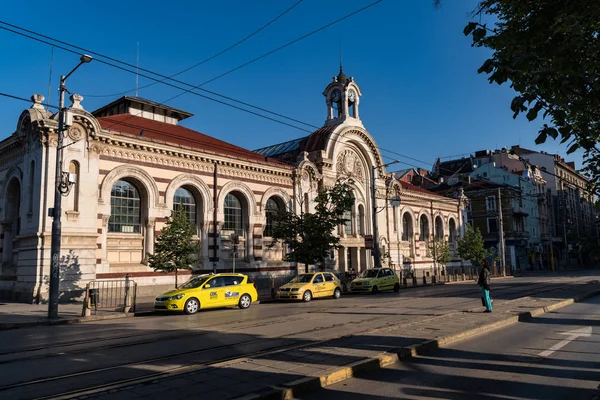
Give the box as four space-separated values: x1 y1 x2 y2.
145 217 156 257
101 215 110 262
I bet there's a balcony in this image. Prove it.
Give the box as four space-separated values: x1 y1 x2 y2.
535 193 546 202
512 206 529 217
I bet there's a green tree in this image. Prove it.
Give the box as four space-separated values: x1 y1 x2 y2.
147 207 200 287
269 182 354 273
428 239 452 273
462 1 600 194
457 225 488 269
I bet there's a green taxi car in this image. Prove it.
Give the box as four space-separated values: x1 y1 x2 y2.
350 268 400 293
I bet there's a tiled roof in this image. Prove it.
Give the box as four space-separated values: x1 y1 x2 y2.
400 181 447 198
303 124 340 152
97 114 291 168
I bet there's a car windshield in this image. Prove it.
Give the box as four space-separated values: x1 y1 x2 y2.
289 274 314 283
179 276 211 289
359 270 379 278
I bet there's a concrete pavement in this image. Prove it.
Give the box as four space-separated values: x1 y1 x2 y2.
302 295 600 400
0 297 157 330
0 272 597 399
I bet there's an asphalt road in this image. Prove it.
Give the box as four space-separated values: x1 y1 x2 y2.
301 295 600 400
0 272 597 399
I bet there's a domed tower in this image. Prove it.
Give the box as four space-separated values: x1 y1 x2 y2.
323 65 363 126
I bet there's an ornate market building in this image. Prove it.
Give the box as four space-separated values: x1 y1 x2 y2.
0 70 467 302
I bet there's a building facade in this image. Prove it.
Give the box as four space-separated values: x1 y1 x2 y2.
0 71 465 302
511 146 598 266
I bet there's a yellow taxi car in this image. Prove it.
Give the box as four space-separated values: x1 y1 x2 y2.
350 268 400 293
276 272 342 302
154 273 258 314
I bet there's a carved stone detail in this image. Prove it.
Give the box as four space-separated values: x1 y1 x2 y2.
336 149 364 182
68 125 84 141
101 214 110 226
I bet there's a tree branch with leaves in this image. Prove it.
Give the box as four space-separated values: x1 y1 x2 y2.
268 182 355 273
148 207 200 288
462 0 600 194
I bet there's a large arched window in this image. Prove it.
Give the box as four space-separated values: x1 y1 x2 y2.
449 219 457 243
435 216 444 240
173 187 196 224
419 214 429 241
264 197 280 237
109 180 141 233
358 205 365 236
402 213 413 241
224 193 243 236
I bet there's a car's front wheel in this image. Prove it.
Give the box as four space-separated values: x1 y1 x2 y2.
372 286 379 294
238 294 252 309
303 290 313 302
184 298 200 315
333 288 341 299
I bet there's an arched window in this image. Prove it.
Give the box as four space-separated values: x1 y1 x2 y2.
264 197 280 237
68 161 79 212
419 215 429 241
109 180 141 233
449 219 457 243
343 209 353 236
173 187 196 224
402 213 412 241
304 193 310 214
435 216 444 240
393 206 398 232
358 205 365 236
224 193 243 236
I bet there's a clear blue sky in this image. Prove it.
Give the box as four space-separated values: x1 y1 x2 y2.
0 0 585 172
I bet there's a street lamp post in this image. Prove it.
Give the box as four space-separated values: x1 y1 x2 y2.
48 54 92 319
371 160 400 268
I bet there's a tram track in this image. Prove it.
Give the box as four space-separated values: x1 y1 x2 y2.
0 279 576 400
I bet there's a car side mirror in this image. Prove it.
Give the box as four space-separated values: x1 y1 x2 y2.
204 284 211 288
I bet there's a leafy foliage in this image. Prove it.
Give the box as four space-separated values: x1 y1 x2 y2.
457 225 488 266
428 239 452 268
269 182 355 273
463 1 600 194
148 207 200 287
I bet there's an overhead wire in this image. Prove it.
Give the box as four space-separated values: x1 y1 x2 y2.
85 0 306 98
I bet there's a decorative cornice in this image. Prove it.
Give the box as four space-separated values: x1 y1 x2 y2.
94 133 292 185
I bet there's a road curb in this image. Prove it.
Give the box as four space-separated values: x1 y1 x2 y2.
235 287 600 400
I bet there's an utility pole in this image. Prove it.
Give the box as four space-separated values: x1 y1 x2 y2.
213 162 218 274
48 55 92 319
497 188 506 276
430 200 437 277
371 161 399 268
371 165 381 268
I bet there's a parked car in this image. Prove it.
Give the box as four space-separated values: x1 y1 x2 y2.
350 268 400 293
276 272 342 302
154 273 258 315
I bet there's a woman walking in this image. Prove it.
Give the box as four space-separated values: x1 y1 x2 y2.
478 260 492 313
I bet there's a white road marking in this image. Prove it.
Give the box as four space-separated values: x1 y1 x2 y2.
538 326 592 357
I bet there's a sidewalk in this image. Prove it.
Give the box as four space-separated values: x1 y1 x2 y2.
83 279 600 400
0 296 156 330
